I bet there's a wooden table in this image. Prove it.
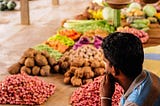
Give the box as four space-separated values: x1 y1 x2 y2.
143 24 160 47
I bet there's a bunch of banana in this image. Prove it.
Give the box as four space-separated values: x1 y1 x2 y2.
88 9 103 20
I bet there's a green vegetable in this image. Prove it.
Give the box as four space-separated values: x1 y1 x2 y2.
0 2 7 11
133 19 150 24
143 5 157 17
48 34 75 46
63 20 115 33
7 1 16 10
0 0 3 2
102 7 114 21
131 23 148 29
113 9 121 28
127 2 141 12
33 44 62 61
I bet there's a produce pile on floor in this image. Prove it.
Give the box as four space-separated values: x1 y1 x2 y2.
3 0 160 105
70 76 123 106
0 73 55 105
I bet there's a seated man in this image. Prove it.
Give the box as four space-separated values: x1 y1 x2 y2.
100 32 160 106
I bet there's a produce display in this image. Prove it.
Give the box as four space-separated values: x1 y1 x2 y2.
73 36 103 49
83 29 108 38
4 0 160 105
0 0 16 11
70 76 123 106
58 29 81 40
58 45 106 86
45 34 75 53
0 73 55 105
62 20 115 34
8 48 59 76
117 26 149 43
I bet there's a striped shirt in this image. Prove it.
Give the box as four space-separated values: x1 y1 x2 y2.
120 70 160 106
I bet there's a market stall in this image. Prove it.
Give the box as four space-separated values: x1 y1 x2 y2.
0 0 160 106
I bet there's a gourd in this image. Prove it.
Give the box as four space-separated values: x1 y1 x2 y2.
0 2 7 11
7 1 16 10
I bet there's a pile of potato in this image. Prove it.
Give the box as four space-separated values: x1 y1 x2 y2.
58 45 106 86
8 48 59 76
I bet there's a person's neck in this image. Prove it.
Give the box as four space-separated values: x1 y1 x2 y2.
118 76 134 93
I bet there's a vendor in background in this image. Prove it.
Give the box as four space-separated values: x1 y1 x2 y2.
100 32 160 106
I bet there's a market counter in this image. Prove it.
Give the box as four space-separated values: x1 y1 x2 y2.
143 23 160 47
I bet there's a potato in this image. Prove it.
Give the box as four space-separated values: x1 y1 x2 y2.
64 70 72 77
71 58 84 67
94 68 105 76
70 66 78 74
84 60 91 66
19 57 26 65
8 63 21 74
20 66 31 75
40 65 50 76
74 68 83 78
53 64 59 73
41 51 50 58
48 57 57 66
91 60 100 68
61 62 69 69
24 57 35 67
83 79 93 84
83 66 94 79
23 48 36 58
71 76 82 87
64 77 71 84
32 66 40 75
35 54 48 66
64 56 69 61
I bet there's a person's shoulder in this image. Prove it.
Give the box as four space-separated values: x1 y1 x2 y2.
143 70 160 79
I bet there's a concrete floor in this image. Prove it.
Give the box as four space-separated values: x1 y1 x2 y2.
0 0 91 75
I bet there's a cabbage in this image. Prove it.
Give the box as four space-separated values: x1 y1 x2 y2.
102 7 114 21
127 2 141 12
143 5 157 17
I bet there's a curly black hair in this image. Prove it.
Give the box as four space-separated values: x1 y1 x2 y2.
102 32 144 78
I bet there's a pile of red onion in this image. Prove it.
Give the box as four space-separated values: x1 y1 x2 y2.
70 76 123 106
0 73 55 105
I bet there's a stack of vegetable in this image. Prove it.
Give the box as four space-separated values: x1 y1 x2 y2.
8 48 59 76
0 0 16 11
83 29 108 38
33 44 62 61
62 20 115 34
58 45 106 86
117 26 149 43
45 34 75 53
0 73 56 105
70 76 123 106
58 29 81 41
73 35 103 50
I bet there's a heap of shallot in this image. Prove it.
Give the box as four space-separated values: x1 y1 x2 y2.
70 76 123 106
0 73 55 105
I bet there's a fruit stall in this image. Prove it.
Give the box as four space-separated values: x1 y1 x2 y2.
0 0 160 106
